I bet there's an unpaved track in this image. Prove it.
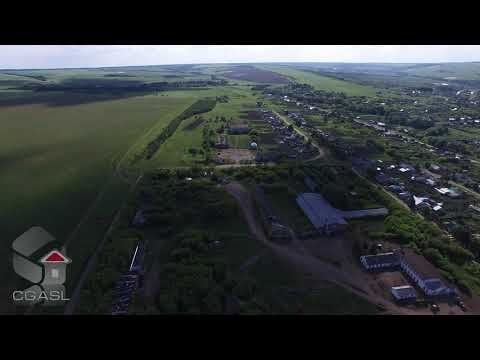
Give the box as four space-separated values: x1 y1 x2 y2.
225 183 371 299
224 181 438 315
64 175 143 315
272 110 326 162
448 180 480 201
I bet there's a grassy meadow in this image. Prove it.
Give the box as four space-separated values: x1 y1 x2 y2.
150 86 260 167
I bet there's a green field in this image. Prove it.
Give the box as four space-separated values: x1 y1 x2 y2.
150 86 259 167
0 92 195 313
257 65 379 97
8 61 478 314
0 67 213 84
404 62 480 80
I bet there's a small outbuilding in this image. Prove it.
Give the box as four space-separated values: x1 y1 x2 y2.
391 285 417 302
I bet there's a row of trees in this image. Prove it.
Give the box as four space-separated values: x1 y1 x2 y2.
143 98 216 160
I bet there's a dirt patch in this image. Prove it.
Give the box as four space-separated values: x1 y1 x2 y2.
222 66 290 84
214 149 255 164
372 271 410 301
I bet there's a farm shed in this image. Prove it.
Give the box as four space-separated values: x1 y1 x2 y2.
391 285 417 301
296 193 347 235
400 249 455 297
360 251 402 270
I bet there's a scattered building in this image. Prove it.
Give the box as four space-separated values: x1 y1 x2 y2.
391 285 417 302
360 251 402 270
296 193 348 235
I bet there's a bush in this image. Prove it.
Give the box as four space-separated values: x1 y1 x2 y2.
423 248 444 266
233 277 256 300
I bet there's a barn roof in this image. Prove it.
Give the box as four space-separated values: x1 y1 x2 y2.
296 193 347 229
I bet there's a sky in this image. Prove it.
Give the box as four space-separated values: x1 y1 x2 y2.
1 45 480 69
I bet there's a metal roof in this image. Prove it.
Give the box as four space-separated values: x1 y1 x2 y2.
362 252 401 267
391 285 416 299
296 193 347 230
423 278 446 292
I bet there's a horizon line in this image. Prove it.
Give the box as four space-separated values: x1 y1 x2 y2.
2 60 480 71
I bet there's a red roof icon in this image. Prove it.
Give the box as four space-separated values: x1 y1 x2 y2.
40 249 72 264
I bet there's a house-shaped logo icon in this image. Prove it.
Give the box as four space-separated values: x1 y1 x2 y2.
40 249 72 285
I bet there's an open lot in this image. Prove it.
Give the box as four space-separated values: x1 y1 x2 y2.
214 149 255 163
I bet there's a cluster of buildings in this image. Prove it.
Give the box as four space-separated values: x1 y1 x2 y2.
259 109 316 158
295 176 389 236
360 158 464 215
281 96 318 113
360 248 456 302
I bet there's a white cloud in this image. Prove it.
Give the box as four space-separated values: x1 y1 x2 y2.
0 45 479 69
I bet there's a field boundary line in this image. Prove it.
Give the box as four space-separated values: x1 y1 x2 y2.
64 174 143 314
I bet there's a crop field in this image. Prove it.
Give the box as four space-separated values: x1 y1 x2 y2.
257 65 379 97
0 92 196 313
221 65 290 84
0 67 213 84
404 62 480 80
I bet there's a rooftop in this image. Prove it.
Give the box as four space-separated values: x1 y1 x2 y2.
296 193 347 229
362 252 401 268
402 248 445 281
391 285 417 299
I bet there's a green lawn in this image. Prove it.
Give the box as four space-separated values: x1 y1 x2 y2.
151 114 208 167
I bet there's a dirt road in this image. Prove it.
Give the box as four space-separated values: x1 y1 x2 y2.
224 182 392 311
224 181 463 315
64 174 143 315
272 110 326 162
